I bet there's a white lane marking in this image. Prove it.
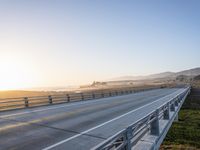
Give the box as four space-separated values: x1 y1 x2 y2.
0 89 168 118
42 89 184 150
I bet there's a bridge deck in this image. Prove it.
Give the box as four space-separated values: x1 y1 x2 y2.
0 88 185 150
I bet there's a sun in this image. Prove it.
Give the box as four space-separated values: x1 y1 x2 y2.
0 52 37 90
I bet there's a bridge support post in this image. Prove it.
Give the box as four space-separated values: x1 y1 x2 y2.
150 109 160 136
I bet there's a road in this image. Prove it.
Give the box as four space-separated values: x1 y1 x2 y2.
0 88 185 150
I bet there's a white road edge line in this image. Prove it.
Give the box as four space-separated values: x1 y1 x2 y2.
42 89 184 150
0 89 164 118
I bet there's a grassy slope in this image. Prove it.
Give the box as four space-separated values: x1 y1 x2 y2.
161 87 200 149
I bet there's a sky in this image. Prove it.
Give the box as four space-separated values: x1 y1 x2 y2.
0 0 200 90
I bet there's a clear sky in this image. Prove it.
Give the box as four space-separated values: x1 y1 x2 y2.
0 0 200 90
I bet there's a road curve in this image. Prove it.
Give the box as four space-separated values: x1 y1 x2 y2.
0 88 185 150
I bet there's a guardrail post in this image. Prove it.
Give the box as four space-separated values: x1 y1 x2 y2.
24 97 29 107
109 92 112 97
92 93 95 99
176 97 180 103
163 103 170 120
48 95 52 104
81 93 84 100
125 127 132 150
150 109 160 136
115 91 118 96
175 100 178 107
170 102 175 111
67 94 70 102
101 92 104 98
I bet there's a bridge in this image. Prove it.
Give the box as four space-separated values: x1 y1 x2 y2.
0 86 190 150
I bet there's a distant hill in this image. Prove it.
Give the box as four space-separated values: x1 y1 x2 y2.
147 72 174 79
109 76 144 81
109 67 200 81
175 68 200 77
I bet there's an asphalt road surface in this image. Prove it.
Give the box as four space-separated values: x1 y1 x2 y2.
0 88 185 150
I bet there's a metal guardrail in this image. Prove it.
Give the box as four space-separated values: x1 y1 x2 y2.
92 87 191 150
0 86 159 111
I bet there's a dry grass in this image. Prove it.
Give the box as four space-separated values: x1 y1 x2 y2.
0 90 59 99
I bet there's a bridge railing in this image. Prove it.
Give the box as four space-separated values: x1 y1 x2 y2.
92 87 190 150
0 86 160 111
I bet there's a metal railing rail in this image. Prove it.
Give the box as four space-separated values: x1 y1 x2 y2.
0 86 160 112
92 86 190 150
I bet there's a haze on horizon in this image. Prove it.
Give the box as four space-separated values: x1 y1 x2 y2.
0 0 199 90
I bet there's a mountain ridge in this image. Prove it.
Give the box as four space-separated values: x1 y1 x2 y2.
108 67 200 81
